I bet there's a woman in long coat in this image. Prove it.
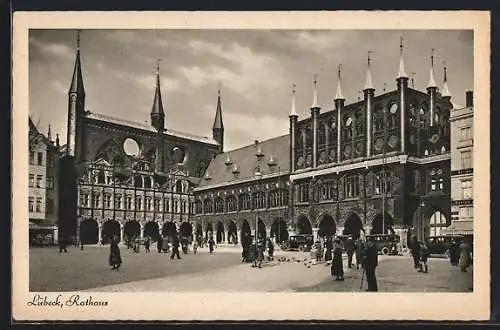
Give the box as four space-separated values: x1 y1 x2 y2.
459 240 472 272
109 236 122 270
331 240 344 281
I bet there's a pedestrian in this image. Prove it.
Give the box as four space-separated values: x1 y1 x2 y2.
267 238 275 261
254 239 264 268
344 237 355 268
362 239 379 291
313 240 322 262
80 241 84 251
170 235 182 260
144 237 150 253
109 236 122 270
419 242 430 273
324 237 333 266
193 239 198 255
355 239 365 270
459 238 472 272
162 236 169 253
182 238 189 254
208 236 216 254
331 239 344 281
409 235 421 270
157 236 163 253
449 239 460 266
58 237 68 253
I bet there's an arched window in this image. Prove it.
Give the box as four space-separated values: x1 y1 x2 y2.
419 102 428 128
97 170 106 184
429 211 447 236
239 194 251 210
144 176 152 188
195 200 202 214
226 195 237 212
343 115 353 139
318 122 326 146
429 168 445 192
252 191 266 209
269 189 288 208
175 180 183 193
134 175 143 188
328 118 337 143
214 198 224 213
203 198 213 213
355 110 364 137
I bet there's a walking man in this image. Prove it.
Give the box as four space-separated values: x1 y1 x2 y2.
144 237 151 253
344 237 355 268
170 235 182 260
363 239 379 291
208 236 216 254
409 235 421 270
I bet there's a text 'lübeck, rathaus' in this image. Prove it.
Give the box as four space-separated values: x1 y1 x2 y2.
58 38 452 247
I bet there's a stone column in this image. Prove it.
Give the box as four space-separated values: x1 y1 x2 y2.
237 228 242 246
120 223 124 243
140 224 145 238
98 222 102 245
266 229 271 241
313 227 319 242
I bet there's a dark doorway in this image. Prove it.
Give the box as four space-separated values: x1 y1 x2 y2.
179 222 193 239
102 220 120 244
257 219 266 240
79 219 98 245
270 218 289 244
162 221 178 239
240 220 251 246
344 213 364 239
318 214 336 238
216 221 225 243
124 220 140 242
371 212 394 235
228 221 237 244
144 221 160 241
296 215 312 235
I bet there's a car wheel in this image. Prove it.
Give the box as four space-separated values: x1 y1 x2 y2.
381 247 389 255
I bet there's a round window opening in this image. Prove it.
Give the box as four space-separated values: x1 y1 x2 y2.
123 138 140 156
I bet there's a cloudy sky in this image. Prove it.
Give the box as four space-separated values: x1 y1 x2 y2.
29 29 473 151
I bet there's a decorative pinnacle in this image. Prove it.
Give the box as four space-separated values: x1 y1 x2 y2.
76 29 81 50
443 61 447 82
364 51 374 90
400 37 403 55
441 60 451 98
368 50 372 67
397 37 408 79
290 83 298 117
156 59 161 74
427 48 437 89
311 74 319 108
335 64 344 101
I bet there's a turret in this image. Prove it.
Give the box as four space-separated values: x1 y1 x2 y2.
212 89 224 153
441 62 452 103
334 65 344 163
426 49 438 127
364 52 375 157
150 60 165 132
66 30 85 161
289 84 298 172
310 75 321 168
396 38 409 153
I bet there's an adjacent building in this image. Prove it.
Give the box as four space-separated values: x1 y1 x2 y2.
61 34 223 245
446 91 474 236
194 42 453 246
29 118 60 245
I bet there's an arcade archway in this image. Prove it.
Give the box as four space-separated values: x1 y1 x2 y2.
205 222 214 238
318 214 336 238
216 221 225 243
240 220 251 246
257 219 266 240
195 223 203 240
102 219 120 244
124 220 140 242
344 213 363 239
228 221 237 244
296 215 312 235
371 212 394 235
162 221 177 238
80 219 98 245
270 218 288 244
179 222 193 239
144 221 160 241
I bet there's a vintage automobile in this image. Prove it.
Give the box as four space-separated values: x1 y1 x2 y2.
425 235 464 257
365 234 401 255
280 234 314 252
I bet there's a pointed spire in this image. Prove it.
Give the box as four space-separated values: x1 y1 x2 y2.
397 37 408 79
290 83 298 117
441 61 451 98
427 48 437 89
213 88 223 130
335 64 345 101
47 123 52 141
311 74 319 108
55 134 60 148
410 72 416 88
69 30 85 96
151 59 165 116
364 51 374 90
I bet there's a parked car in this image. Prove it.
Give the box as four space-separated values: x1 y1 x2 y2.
280 234 314 252
366 234 401 255
425 235 464 257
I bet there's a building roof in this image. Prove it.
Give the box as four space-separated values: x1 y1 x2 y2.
197 134 290 189
86 111 219 145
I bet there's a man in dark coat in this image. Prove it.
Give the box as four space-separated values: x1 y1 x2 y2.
267 238 275 261
208 237 216 254
331 240 344 281
170 235 182 260
157 236 163 253
449 239 460 266
363 239 378 291
409 235 421 270
109 236 122 270
344 237 355 268
144 236 150 253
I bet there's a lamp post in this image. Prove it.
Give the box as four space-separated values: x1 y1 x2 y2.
254 140 264 252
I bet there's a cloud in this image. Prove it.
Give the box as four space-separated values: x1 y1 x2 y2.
29 37 73 59
49 80 67 94
113 70 181 92
293 31 344 52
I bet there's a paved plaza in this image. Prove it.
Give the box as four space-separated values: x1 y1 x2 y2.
30 243 473 293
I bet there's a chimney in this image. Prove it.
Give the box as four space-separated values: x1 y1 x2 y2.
465 91 473 108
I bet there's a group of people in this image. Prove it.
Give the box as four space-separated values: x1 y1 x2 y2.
241 237 275 268
324 237 379 291
409 235 473 274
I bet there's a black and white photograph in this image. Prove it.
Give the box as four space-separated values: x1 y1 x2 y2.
13 11 490 321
